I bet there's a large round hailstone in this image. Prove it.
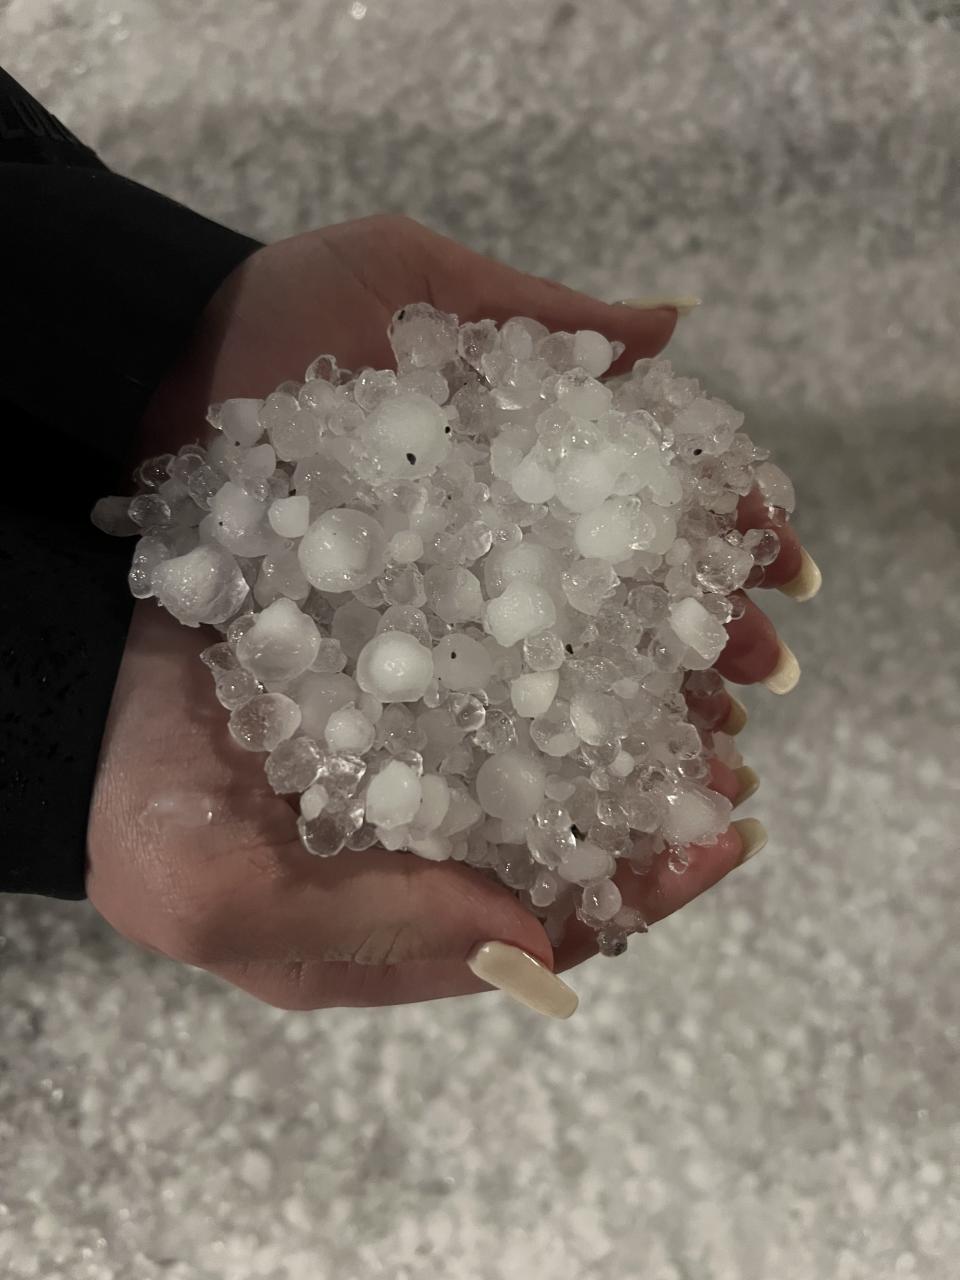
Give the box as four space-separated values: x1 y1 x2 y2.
476 749 547 820
298 508 386 591
235 597 320 684
433 633 494 691
362 392 450 479
356 631 435 703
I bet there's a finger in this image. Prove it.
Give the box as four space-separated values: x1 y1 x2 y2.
714 591 792 688
419 230 678 369
736 487 804 589
684 674 749 737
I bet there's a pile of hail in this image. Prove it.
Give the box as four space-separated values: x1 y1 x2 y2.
93 304 795 957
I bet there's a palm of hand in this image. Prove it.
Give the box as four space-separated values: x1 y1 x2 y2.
88 216 786 1011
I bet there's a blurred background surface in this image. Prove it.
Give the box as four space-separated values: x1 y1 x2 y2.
1 1 958 1277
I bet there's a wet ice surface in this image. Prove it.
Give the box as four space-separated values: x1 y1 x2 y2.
3 1 960 1277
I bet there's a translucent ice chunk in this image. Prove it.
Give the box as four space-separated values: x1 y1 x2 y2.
754 461 796 513
265 737 323 793
324 705 376 754
91 496 138 536
288 672 358 738
208 482 274 557
151 544 248 626
228 693 301 752
424 566 483 624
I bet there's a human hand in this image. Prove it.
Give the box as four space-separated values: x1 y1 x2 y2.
87 215 816 1016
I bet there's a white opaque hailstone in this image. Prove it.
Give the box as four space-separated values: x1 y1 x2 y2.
151 544 248 626
432 633 494 691
410 774 451 834
365 760 422 829
298 508 387 591
217 398 263 447
424 566 483 623
235 598 319 684
207 482 274 557
572 330 614 379
388 530 424 564
484 580 557 648
289 672 358 739
510 670 560 718
324 705 376 754
362 393 450 479
661 785 732 846
574 497 651 561
356 631 435 703
476 749 546 820
558 840 615 886
511 451 556 504
268 495 310 538
554 450 617 513
669 597 728 663
569 692 625 745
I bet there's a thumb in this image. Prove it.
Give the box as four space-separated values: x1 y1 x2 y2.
208 845 577 1015
423 230 680 372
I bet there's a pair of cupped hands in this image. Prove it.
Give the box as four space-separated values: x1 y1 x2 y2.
88 215 814 1017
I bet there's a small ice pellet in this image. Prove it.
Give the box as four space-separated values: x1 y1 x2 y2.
229 693 301 752
235 598 320 684
388 530 424 564
572 330 614 378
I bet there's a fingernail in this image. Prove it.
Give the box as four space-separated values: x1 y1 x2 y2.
762 640 801 695
732 765 760 809
778 548 822 603
467 941 578 1019
721 693 749 736
733 817 768 864
617 296 702 316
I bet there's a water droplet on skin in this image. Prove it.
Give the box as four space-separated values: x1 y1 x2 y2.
138 794 217 829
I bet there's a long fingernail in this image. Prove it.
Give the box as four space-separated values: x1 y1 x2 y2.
617 296 702 316
762 640 801 695
778 548 822 603
733 817 768 864
467 942 578 1019
721 693 749 736
732 765 760 809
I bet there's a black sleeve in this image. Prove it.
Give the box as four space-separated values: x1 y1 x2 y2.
0 66 262 899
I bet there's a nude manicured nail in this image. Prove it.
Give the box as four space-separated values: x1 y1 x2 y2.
762 640 800 695
467 942 578 1019
618 296 702 316
732 765 760 809
722 693 749 736
733 817 768 864
778 548 822 603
